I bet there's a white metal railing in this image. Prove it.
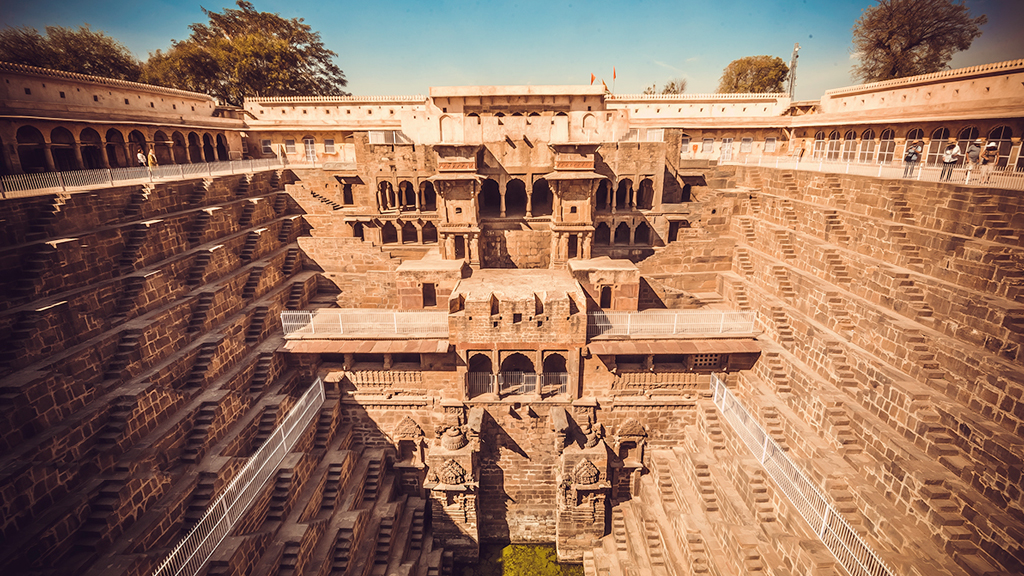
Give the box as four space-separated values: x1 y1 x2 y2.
152 377 325 576
722 155 1024 191
588 310 756 337
711 374 894 576
1 157 288 199
466 372 569 398
281 310 449 337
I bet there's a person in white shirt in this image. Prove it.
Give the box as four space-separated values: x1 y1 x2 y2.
940 140 961 182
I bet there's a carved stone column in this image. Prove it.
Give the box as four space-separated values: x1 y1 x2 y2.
424 400 481 562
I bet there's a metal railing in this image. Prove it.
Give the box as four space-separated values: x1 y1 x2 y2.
1 157 288 199
466 372 569 398
152 377 325 576
588 310 756 337
281 310 449 337
711 374 894 576
722 155 1024 191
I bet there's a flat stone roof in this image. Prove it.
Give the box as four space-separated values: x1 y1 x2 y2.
568 257 639 272
397 258 466 272
454 269 583 301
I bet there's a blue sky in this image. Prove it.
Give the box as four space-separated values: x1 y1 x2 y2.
1 0 1021 100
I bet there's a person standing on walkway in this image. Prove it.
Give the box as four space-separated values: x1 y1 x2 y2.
147 147 158 168
965 139 982 182
980 142 998 184
136 150 146 167
903 141 922 178
940 140 961 182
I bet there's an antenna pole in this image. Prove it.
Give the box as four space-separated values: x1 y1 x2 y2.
788 43 800 98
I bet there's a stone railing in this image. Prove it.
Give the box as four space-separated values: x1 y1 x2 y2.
711 374 894 576
281 310 449 337
721 155 1024 191
587 310 756 337
822 58 1024 97
0 157 288 199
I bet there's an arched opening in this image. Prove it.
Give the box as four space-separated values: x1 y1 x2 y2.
188 132 203 163
681 183 692 202
812 131 826 158
826 130 841 160
480 179 500 216
595 222 611 245
599 286 612 308
379 181 395 210
582 113 596 138
351 221 364 240
80 128 104 169
552 112 569 142
987 125 1013 167
422 222 438 244
0 136 8 176
16 125 47 173
927 127 950 165
636 178 654 210
202 133 215 162
153 130 173 165
859 129 876 163
505 179 528 217
469 353 493 374
171 132 188 164
454 235 466 259
531 179 552 217
878 129 896 163
105 129 127 168
420 181 437 211
668 221 680 242
841 129 857 162
543 353 567 375
401 221 417 243
500 353 535 374
440 115 455 143
216 134 229 161
615 179 632 209
906 128 924 142
49 127 79 171
128 130 148 160
596 180 610 211
633 222 651 245
399 180 416 209
380 221 398 244
956 126 979 155
567 235 578 258
614 222 631 245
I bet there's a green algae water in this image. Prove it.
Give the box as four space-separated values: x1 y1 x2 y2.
454 544 584 576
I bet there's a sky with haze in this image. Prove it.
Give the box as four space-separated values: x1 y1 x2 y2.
1 0 1022 100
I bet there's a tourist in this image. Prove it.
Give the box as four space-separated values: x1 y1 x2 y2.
136 150 146 167
940 141 961 182
965 139 982 182
147 147 158 168
902 141 922 178
980 142 998 184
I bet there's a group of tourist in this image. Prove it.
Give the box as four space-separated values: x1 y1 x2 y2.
903 138 999 183
136 148 159 168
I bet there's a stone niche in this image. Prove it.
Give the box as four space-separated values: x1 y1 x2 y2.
424 400 483 562
393 415 427 496
552 399 611 562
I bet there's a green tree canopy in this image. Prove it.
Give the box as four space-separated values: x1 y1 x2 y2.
0 25 142 81
142 1 348 105
852 0 986 83
717 56 788 93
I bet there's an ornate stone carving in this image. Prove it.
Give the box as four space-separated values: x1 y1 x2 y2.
617 418 647 439
439 459 467 485
573 458 600 485
441 426 468 450
394 415 424 439
583 421 604 449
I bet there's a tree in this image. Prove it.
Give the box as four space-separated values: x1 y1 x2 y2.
642 78 686 95
142 1 347 105
717 56 788 93
0 25 142 81
851 0 986 83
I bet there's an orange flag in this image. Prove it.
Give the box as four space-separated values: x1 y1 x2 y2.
613 67 616 80
602 80 608 91
590 73 595 85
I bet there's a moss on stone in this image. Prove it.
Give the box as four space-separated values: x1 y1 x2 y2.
455 544 584 576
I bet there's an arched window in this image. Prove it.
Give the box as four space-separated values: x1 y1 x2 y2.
878 129 896 163
399 180 416 209
615 179 632 209
420 181 437 211
217 134 230 161
613 222 631 245
187 132 203 163
80 128 104 169
505 178 528 217
987 125 1013 167
926 127 950 165
106 129 127 168
153 130 173 166
422 222 438 244
812 131 826 158
633 222 651 245
480 179 500 217
906 128 924 141
469 353 493 374
401 221 417 243
440 115 455 143
50 127 79 171
956 126 979 156
636 178 655 210
16 125 47 173
826 130 841 160
202 133 215 162
532 179 552 217
841 129 857 162
380 221 398 244
596 180 610 211
500 353 535 374
171 132 188 164
859 129 876 163
594 222 611 245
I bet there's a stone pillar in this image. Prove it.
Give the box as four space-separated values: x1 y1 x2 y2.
415 183 422 212
610 180 617 215
550 233 561 267
3 140 24 174
469 234 481 268
583 234 592 259
526 187 533 218
72 142 85 171
416 224 424 244
445 235 455 259
629 224 636 245
184 143 195 163
42 144 55 172
552 181 562 222
556 401 609 562
384 354 393 370
99 143 111 169
123 143 133 166
425 401 480 563
499 189 506 218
